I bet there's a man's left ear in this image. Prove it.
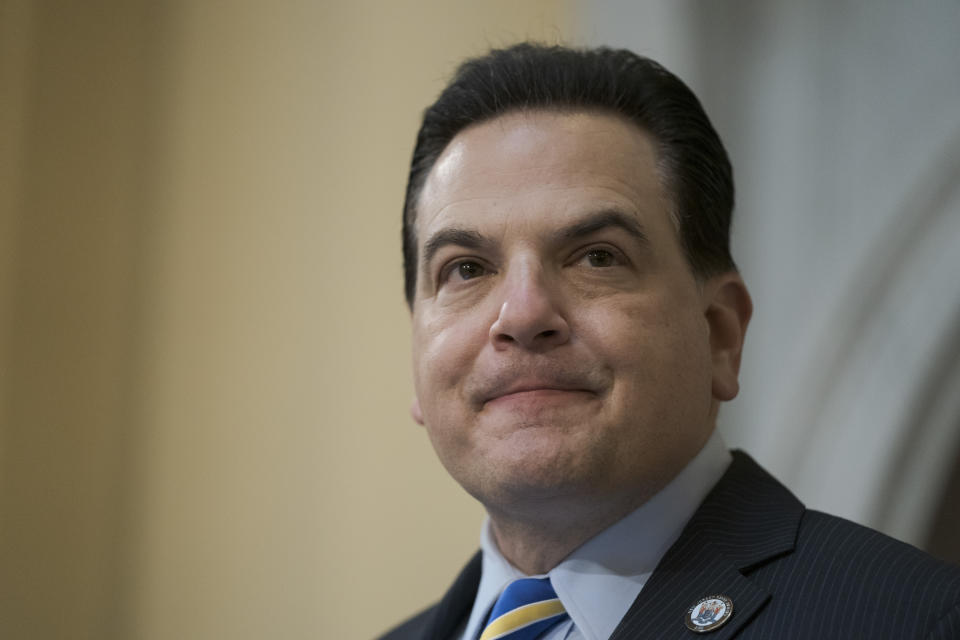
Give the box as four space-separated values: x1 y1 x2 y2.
703 272 753 401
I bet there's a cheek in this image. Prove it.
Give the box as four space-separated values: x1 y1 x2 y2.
573 296 668 362
580 296 712 397
412 315 491 476
413 311 489 407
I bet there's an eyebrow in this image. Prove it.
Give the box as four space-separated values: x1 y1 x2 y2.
552 209 649 247
422 227 492 267
420 208 649 266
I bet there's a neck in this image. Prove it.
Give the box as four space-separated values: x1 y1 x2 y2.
486 491 648 575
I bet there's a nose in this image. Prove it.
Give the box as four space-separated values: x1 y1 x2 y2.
489 264 571 351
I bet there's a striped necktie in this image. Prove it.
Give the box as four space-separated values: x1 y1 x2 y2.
478 577 568 640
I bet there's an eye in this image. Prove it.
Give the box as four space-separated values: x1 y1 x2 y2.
581 248 619 267
440 259 489 285
455 261 486 280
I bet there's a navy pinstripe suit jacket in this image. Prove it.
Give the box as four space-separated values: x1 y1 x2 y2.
379 451 960 639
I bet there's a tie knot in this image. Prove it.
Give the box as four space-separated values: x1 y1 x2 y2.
479 577 567 640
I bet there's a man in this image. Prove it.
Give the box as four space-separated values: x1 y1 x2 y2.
381 43 960 639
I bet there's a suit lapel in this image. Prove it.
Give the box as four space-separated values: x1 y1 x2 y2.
609 540 771 639
422 551 482 640
610 451 804 639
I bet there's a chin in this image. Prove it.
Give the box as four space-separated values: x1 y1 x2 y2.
462 441 607 508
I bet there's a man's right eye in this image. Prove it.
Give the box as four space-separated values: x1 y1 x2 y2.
437 258 493 289
454 261 486 280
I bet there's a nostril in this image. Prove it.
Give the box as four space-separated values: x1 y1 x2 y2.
489 296 571 350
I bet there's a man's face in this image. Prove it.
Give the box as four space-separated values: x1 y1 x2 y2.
410 110 744 515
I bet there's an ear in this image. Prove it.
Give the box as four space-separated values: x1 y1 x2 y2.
410 396 424 425
703 272 753 402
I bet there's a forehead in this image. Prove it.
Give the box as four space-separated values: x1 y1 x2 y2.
416 110 670 241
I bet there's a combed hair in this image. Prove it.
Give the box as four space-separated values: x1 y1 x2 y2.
403 43 736 305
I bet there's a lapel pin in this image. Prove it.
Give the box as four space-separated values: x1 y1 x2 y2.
685 595 733 633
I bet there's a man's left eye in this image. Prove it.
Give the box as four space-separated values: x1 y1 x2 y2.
583 248 618 267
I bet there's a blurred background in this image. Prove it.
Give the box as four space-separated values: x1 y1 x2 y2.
2 1 959 638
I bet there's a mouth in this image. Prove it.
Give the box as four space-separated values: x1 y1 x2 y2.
480 382 598 409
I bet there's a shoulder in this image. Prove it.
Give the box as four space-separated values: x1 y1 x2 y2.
376 551 482 640
376 604 440 640
796 509 956 574
796 509 960 599
696 452 960 637
748 507 960 637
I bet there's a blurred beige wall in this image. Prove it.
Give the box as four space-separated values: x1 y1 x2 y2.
1 1 572 638
2 1 159 638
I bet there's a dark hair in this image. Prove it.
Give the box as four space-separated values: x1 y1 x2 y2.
403 43 736 306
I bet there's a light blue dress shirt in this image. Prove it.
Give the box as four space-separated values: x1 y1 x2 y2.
460 430 732 640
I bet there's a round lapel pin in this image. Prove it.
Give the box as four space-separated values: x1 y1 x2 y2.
685 595 733 633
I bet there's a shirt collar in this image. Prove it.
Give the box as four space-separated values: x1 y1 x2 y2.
462 430 732 640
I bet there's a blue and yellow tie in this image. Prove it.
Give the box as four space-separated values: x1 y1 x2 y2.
478 577 568 640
